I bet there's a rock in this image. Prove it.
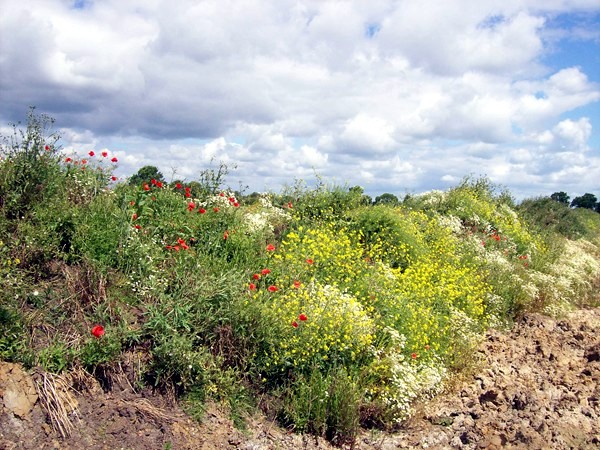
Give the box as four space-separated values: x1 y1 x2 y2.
0 362 38 418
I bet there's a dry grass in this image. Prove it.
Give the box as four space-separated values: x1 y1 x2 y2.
33 369 79 438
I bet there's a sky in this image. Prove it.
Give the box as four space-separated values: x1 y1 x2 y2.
1 0 599 201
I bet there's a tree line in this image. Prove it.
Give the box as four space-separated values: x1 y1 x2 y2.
551 191 600 213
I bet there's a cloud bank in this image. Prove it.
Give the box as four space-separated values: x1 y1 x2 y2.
1 0 599 199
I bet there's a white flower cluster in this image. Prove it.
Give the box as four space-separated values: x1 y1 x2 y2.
242 194 290 235
369 327 447 423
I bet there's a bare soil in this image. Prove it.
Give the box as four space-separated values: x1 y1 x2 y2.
1 308 598 450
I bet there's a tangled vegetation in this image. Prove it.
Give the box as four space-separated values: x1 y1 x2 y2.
1 111 599 445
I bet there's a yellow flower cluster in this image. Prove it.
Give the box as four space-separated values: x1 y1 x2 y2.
258 282 375 371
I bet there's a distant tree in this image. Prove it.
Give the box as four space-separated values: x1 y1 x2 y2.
570 193 597 210
550 192 570 204
349 185 372 205
128 165 164 187
374 193 399 206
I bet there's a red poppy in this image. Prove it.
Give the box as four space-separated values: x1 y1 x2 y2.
287 202 293 209
213 207 220 213
181 242 189 250
223 230 229 240
187 201 195 211
198 208 206 214
101 151 108 157
175 183 182 189
44 145 50 151
143 184 150 191
305 259 313 265
185 192 191 198
228 197 236 203
111 157 118 163
261 268 271 276
111 176 117 181
129 201 135 206
292 321 299 328
165 245 172 250
293 280 301 289
91 325 105 338
252 273 261 280
268 285 278 292
249 283 256 291
81 159 87 164
65 157 72 163
425 345 430 351
219 192 225 197
132 213 138 221
151 179 157 185
135 224 141 230
266 244 276 252
298 313 307 321
177 238 186 245
233 202 239 207
88 151 95 157
173 245 180 251
411 353 417 359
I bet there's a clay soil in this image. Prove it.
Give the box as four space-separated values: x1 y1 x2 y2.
1 308 598 450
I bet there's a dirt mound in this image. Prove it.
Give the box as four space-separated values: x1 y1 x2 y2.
1 308 598 450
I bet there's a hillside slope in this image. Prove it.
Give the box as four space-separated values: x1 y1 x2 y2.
2 306 598 450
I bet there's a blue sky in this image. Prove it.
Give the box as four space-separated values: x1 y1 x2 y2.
1 0 599 200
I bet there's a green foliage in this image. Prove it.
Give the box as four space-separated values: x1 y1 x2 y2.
0 108 63 220
550 191 570 204
373 193 399 205
571 193 598 210
278 368 361 445
128 165 165 187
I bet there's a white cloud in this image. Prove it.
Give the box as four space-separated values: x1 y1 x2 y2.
0 0 599 199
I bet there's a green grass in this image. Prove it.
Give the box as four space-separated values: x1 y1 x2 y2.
1 112 599 445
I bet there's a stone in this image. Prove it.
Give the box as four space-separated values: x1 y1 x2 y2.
0 362 38 419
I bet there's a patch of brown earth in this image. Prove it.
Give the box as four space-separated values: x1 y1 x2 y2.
1 308 598 449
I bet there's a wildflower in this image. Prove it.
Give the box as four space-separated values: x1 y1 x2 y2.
268 285 278 292
187 201 195 211
91 325 105 338
111 176 117 181
175 183 182 189
101 151 108 157
253 274 261 280
185 192 191 198
135 224 141 230
249 283 256 291
298 313 308 321
129 201 135 206
65 157 72 163
411 353 417 359
223 230 229 240
81 159 87 164
88 150 95 157
261 268 271 276
132 213 138 220
425 345 430 351
287 202 293 209
44 145 50 151
293 280 301 289
173 245 180 251
219 192 225 197
151 179 157 185
213 207 220 213
233 202 239 207
198 208 206 214
292 321 299 328
228 197 236 203
266 244 276 252
143 184 150 191
111 157 118 163
165 245 172 250
306 258 314 265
